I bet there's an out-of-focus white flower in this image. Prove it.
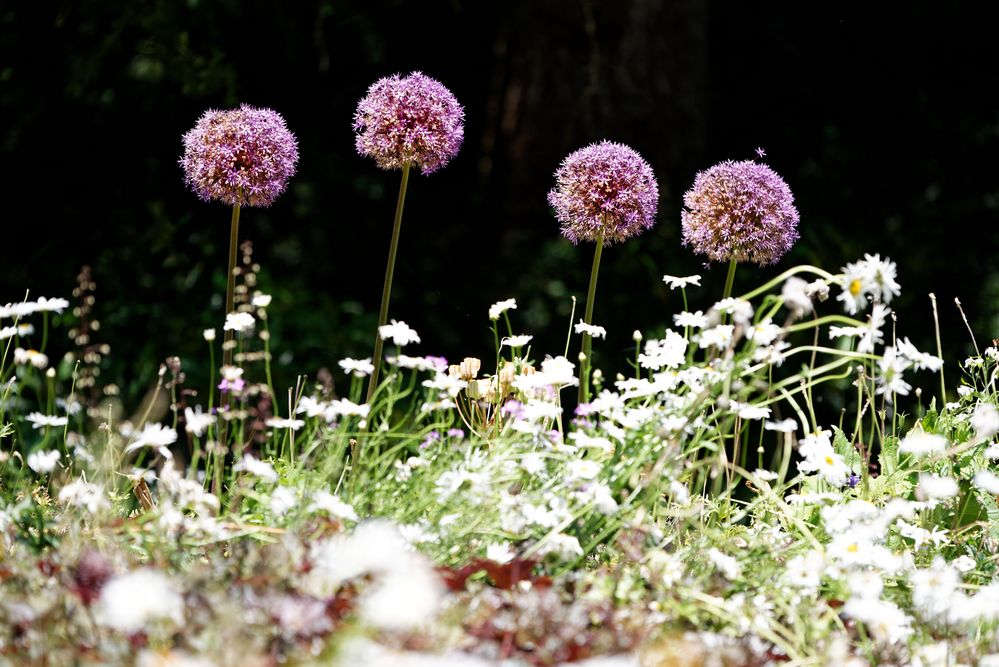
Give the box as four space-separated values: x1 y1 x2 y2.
223 311 255 333
842 597 911 645
251 293 272 308
25 412 68 429
877 346 912 400
123 423 178 460
309 491 358 521
764 418 797 433
574 320 607 339
14 348 48 369
339 357 374 377
501 334 533 348
58 480 109 513
898 431 948 457
233 454 279 482
638 330 686 370
202 328 216 342
136 649 215 667
486 542 516 564
184 406 215 437
917 474 959 501
707 548 741 580
378 320 421 346
895 337 943 372
781 276 813 315
265 417 305 431
673 310 707 329
270 486 298 516
698 324 734 350
972 402 999 442
488 298 517 321
95 569 184 634
973 470 999 495
565 459 601 482
27 449 60 474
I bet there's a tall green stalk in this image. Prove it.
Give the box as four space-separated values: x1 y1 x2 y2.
366 163 412 405
578 231 605 404
215 202 240 495
722 257 738 301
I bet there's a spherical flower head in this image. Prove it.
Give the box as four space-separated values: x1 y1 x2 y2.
547 140 659 245
181 104 299 208
681 160 800 265
353 72 464 175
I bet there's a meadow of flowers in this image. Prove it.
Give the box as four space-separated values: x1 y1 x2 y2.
3 72 999 667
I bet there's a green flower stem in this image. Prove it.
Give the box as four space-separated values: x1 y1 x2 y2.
578 232 605 405
366 162 412 406
212 202 239 497
722 258 738 301
737 264 836 302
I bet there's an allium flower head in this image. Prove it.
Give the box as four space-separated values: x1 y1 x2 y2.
681 159 799 265
548 140 659 245
353 72 464 175
181 104 299 207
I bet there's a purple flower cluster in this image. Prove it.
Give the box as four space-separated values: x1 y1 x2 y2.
353 72 465 175
548 141 659 245
181 105 299 208
681 160 799 266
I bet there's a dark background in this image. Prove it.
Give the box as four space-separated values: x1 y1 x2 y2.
3 1 998 405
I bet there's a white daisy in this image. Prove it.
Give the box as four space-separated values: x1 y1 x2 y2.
378 320 421 346
488 298 517 320
223 311 255 333
662 274 701 290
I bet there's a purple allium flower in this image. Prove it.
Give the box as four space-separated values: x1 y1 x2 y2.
548 140 659 245
353 72 465 175
181 104 299 208
681 160 800 266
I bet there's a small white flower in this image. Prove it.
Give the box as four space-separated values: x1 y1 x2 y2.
574 320 607 339
707 548 741 580
781 277 813 315
14 348 48 369
662 274 701 290
736 403 771 420
673 310 707 329
565 459 601 481
58 480 109 513
520 453 546 475
27 449 61 474
265 417 305 431
764 418 797 433
339 357 374 377
895 337 943 372
877 346 912 400
25 412 68 430
309 491 359 521
202 328 216 342
486 542 516 564
378 320 421 346
713 298 753 326
501 334 533 348
223 311 255 333
917 474 959 500
489 298 517 320
233 453 279 482
972 402 999 442
973 469 999 495
952 555 976 573
638 330 687 370
270 486 298 516
123 423 178 460
251 293 272 308
95 569 184 633
898 430 948 457
698 324 734 350
34 296 70 314
183 406 215 437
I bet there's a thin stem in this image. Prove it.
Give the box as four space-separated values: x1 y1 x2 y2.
366 163 412 405
722 258 738 301
221 203 241 372
929 293 946 402
578 232 605 405
216 201 240 495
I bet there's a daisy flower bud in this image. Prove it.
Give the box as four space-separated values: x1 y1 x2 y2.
181 105 299 208
353 72 465 174
681 159 799 265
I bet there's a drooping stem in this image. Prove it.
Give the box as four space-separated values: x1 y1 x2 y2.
578 232 605 405
366 163 412 405
722 258 738 301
